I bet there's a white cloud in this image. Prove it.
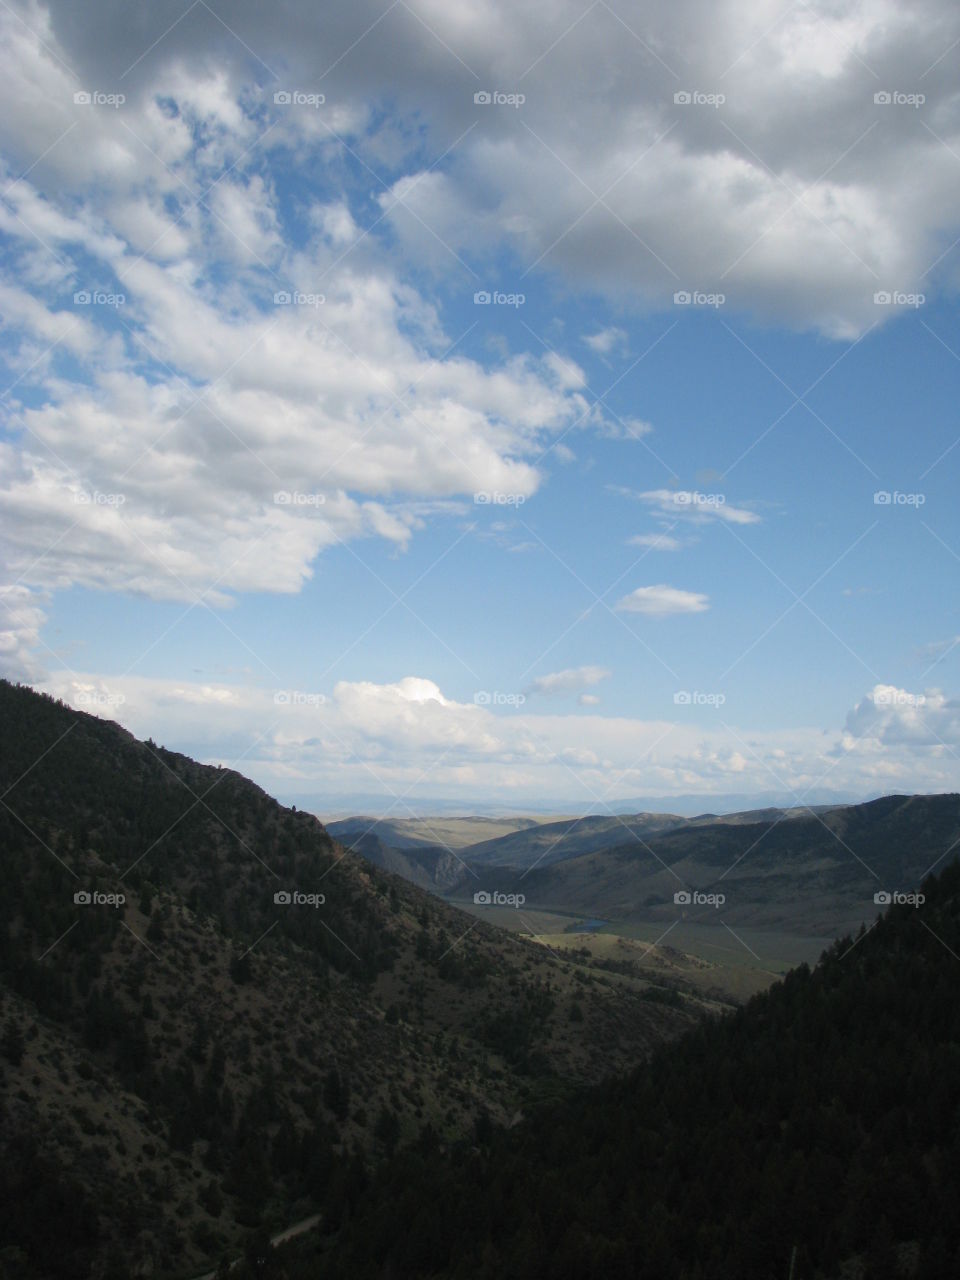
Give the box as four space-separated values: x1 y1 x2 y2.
583 326 627 356
628 532 683 551
843 684 960 748
0 36 598 638
527 665 612 696
0 584 47 679
630 489 761 526
28 671 960 806
615 585 710 616
4 0 954 337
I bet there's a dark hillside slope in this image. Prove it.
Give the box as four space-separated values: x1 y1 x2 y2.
272 858 960 1280
0 680 698 1277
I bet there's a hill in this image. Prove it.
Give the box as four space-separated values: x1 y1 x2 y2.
264 856 960 1279
325 815 548 851
0 680 703 1278
448 794 960 937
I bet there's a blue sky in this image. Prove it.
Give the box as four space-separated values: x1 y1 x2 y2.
1 0 959 812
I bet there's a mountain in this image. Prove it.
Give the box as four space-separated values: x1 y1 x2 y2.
0 680 704 1279
443 794 960 937
442 811 692 870
323 815 552 892
604 789 870 815
264 857 960 1280
327 829 466 892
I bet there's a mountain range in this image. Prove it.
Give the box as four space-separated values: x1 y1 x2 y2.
332 795 960 938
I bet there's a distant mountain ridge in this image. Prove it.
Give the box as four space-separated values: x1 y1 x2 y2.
451 793 960 936
333 795 960 938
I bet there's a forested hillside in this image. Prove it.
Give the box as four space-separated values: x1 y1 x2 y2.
0 680 699 1277
265 860 960 1280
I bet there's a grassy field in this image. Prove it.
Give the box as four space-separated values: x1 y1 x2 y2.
448 897 834 1005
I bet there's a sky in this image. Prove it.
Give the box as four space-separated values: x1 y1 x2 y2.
1 0 959 815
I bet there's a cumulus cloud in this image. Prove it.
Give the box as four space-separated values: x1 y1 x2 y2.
28 671 960 806
0 9 607 653
1 0 956 339
843 684 960 748
615 585 710 616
